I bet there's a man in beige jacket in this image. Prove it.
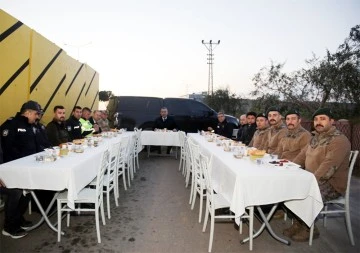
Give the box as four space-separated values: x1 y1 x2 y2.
248 113 270 150
283 108 351 242
266 106 287 154
275 109 311 161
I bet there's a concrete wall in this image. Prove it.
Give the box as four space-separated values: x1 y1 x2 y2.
0 9 99 125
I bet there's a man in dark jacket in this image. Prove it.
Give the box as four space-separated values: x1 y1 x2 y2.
0 100 42 238
208 112 234 139
46 105 70 146
153 107 178 154
238 111 257 145
66 106 83 140
154 107 178 130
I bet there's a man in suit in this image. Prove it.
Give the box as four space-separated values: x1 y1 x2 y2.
153 107 178 154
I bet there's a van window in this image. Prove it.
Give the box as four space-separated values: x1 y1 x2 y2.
118 97 162 112
187 100 213 117
164 99 190 115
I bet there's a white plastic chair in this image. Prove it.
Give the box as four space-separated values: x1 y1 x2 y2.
178 131 187 174
133 129 142 172
57 149 109 243
126 133 137 183
117 136 129 193
200 152 235 252
185 137 193 186
88 141 121 219
309 150 359 246
188 139 206 223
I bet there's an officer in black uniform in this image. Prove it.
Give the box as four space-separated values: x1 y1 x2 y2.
238 111 257 145
0 100 42 239
66 106 83 140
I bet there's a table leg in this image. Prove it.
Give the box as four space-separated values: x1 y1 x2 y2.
240 204 290 246
147 145 150 158
27 191 64 235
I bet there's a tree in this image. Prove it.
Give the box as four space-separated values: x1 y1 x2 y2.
251 25 360 119
99 90 114 102
203 87 244 116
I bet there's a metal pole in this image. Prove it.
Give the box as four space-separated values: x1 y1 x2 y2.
202 40 220 96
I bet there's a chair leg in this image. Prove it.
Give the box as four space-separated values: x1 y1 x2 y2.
122 170 127 191
178 155 183 171
100 202 106 226
107 189 111 219
202 201 210 232
209 210 215 252
67 211 70 227
136 155 140 170
189 172 195 204
114 183 119 207
345 205 355 245
199 186 204 223
191 183 198 210
57 201 61 242
95 208 101 243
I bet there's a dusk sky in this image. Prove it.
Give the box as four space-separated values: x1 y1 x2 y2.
2 0 359 98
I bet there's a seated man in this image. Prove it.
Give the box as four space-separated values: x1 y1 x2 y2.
46 105 71 146
238 111 257 145
275 109 311 161
284 108 351 242
236 114 247 140
248 113 270 150
79 107 96 137
265 106 287 154
0 100 42 238
97 110 111 132
66 106 83 140
153 107 178 154
208 112 234 139
89 110 102 134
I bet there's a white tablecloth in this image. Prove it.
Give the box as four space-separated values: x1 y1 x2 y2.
188 133 323 227
140 130 180 146
0 132 134 209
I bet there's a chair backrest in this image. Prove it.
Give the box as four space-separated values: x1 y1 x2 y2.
134 129 142 154
126 134 136 158
345 150 359 201
178 131 186 149
96 150 110 205
199 152 213 202
117 136 129 168
188 138 201 176
108 141 121 179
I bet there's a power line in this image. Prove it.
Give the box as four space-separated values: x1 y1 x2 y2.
202 40 220 96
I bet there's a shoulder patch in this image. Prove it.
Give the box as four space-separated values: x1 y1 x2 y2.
2 129 9 137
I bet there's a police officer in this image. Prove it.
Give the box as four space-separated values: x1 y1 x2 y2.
0 100 41 238
66 106 83 140
1 100 40 162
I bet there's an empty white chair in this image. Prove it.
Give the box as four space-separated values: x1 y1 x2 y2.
88 141 121 219
57 149 109 243
117 136 129 193
309 150 359 246
200 152 236 252
133 129 142 172
125 133 137 183
188 139 206 223
178 131 187 174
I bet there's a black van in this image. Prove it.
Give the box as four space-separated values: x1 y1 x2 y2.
109 96 239 133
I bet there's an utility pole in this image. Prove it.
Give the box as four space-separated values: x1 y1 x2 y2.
202 40 220 96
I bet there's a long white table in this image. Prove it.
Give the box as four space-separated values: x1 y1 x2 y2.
0 132 135 231
188 134 323 245
140 130 181 158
